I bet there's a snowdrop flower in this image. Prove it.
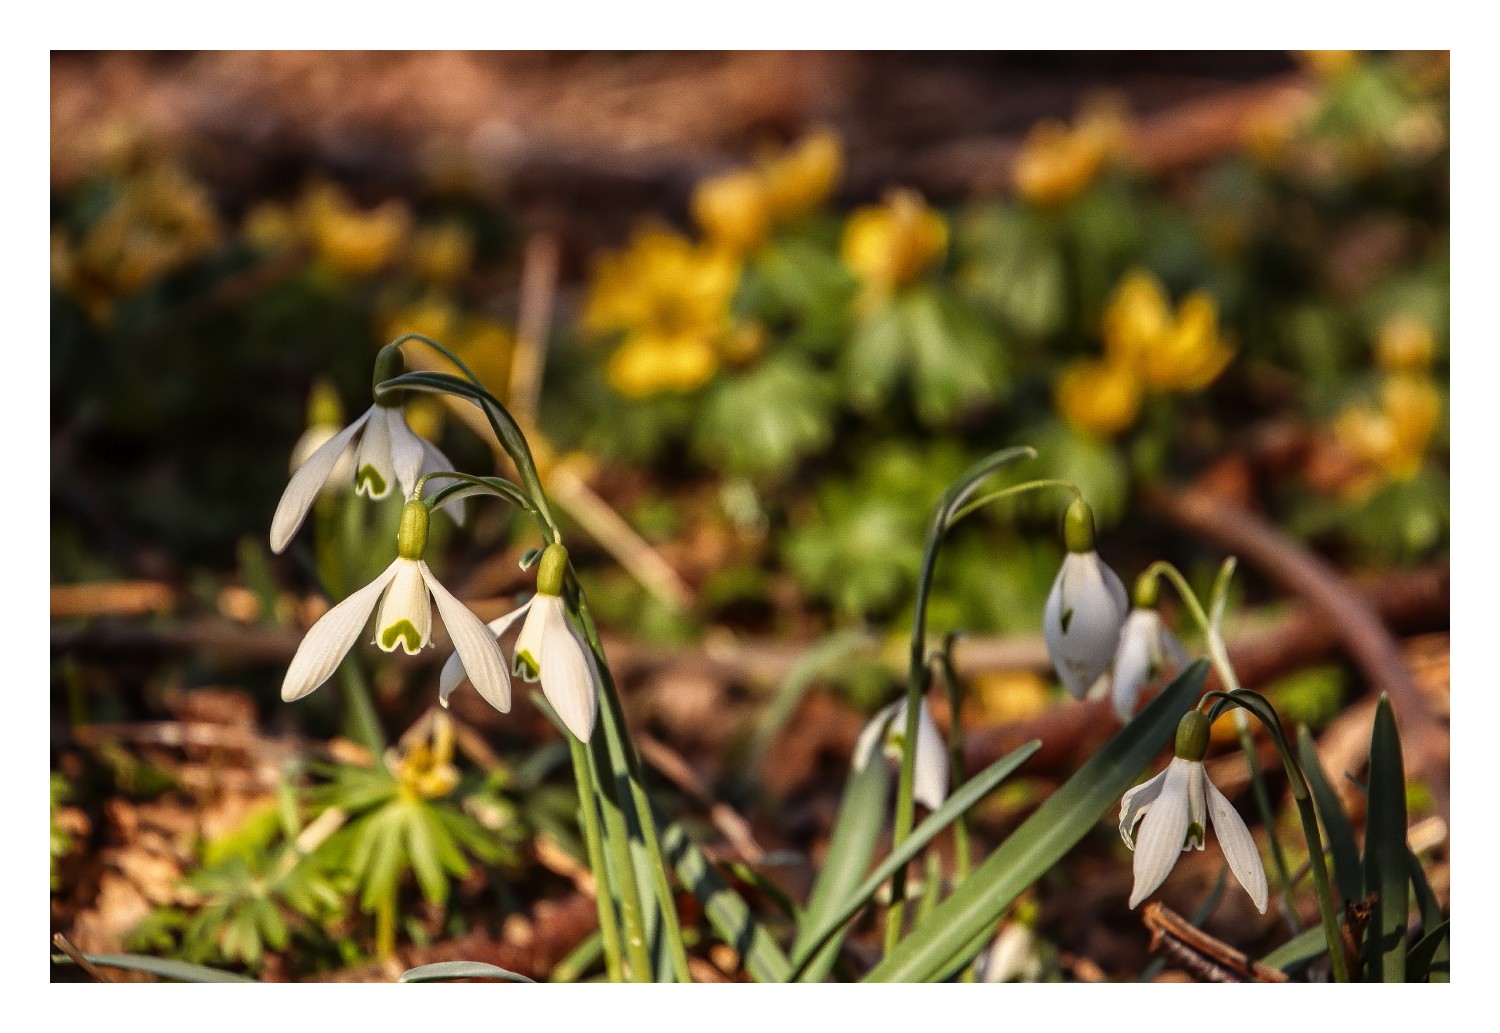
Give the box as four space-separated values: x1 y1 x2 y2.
1106 574 1190 722
443 544 598 741
270 345 463 555
1119 711 1268 912
979 914 1045 983
852 697 948 809
281 498 510 712
288 379 355 490
1043 499 1128 699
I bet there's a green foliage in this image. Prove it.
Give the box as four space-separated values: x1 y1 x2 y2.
50 774 73 892
693 355 837 480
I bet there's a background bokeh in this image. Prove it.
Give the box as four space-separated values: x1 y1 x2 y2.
51 51 1449 981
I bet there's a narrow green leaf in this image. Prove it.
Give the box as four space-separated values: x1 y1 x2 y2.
399 960 535 983
864 660 1207 982
789 740 1043 978
1261 925 1332 974
791 744 892 981
661 821 792 983
1297 724 1362 905
1408 850 1448 982
549 930 605 983
1364 696 1409 982
53 952 255 983
1406 920 1449 983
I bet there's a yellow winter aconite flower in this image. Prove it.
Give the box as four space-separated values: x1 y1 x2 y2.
1055 359 1143 439
1334 374 1442 485
584 225 742 397
691 129 843 253
1013 100 1128 206
302 183 411 277
759 129 843 221
242 201 297 253
841 189 948 299
1103 271 1233 392
1298 50 1361 79
1375 314 1436 375
393 714 461 801
693 169 773 253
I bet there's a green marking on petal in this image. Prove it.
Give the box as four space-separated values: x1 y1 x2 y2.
1060 606 1074 635
882 730 907 765
1185 822 1205 849
514 649 540 681
380 619 423 653
357 465 388 497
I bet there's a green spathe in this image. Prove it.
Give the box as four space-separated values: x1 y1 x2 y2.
536 542 569 596
397 499 429 560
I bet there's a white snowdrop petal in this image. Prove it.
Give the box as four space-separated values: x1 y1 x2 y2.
387 408 428 501
1043 552 1129 699
1119 766 1170 848
438 601 531 706
1160 625 1191 670
541 617 599 741
1110 610 1156 722
424 563 512 713
852 702 900 772
270 410 370 553
1185 761 1208 851
1129 758 1192 908
912 699 950 809
512 595 556 682
1206 775 1269 914
419 438 466 527
281 560 399 701
354 404 396 498
374 560 432 654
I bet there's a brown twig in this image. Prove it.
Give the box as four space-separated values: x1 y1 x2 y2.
1142 902 1288 983
52 933 111 983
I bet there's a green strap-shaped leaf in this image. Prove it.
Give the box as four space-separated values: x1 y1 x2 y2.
789 739 1043 979
1297 724 1363 905
53 952 255 983
399 960 536 983
1364 696 1409 982
1408 850 1447 983
863 660 1208 983
1406 920 1449 983
1261 925 1334 974
660 822 792 983
790 750 890 982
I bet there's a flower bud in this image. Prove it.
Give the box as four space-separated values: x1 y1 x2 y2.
397 499 430 560
1174 711 1210 761
372 343 405 404
1132 571 1158 609
536 543 570 597
1063 498 1096 553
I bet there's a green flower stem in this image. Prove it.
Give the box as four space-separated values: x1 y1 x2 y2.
1205 690 1349 983
584 729 654 982
1144 560 1298 933
375 885 397 960
934 643 974 981
944 479 1082 527
573 586 693 983
885 448 1054 957
568 733 625 982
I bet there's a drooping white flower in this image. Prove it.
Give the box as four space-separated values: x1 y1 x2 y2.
852 697 949 810
1106 608 1190 722
271 347 464 555
1042 503 1129 699
280 500 510 712
1119 712 1267 912
448 543 600 742
979 921 1045 983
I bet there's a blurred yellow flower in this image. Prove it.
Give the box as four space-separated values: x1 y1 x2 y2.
1055 358 1143 438
971 670 1053 723
1103 271 1233 392
584 225 742 397
759 129 843 221
392 713 460 801
1375 314 1436 375
1298 50 1361 79
691 129 844 253
51 162 222 323
841 189 948 299
407 220 476 285
1334 374 1441 483
607 333 719 398
242 201 297 253
693 169 773 254
302 183 411 277
1013 100 1127 206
